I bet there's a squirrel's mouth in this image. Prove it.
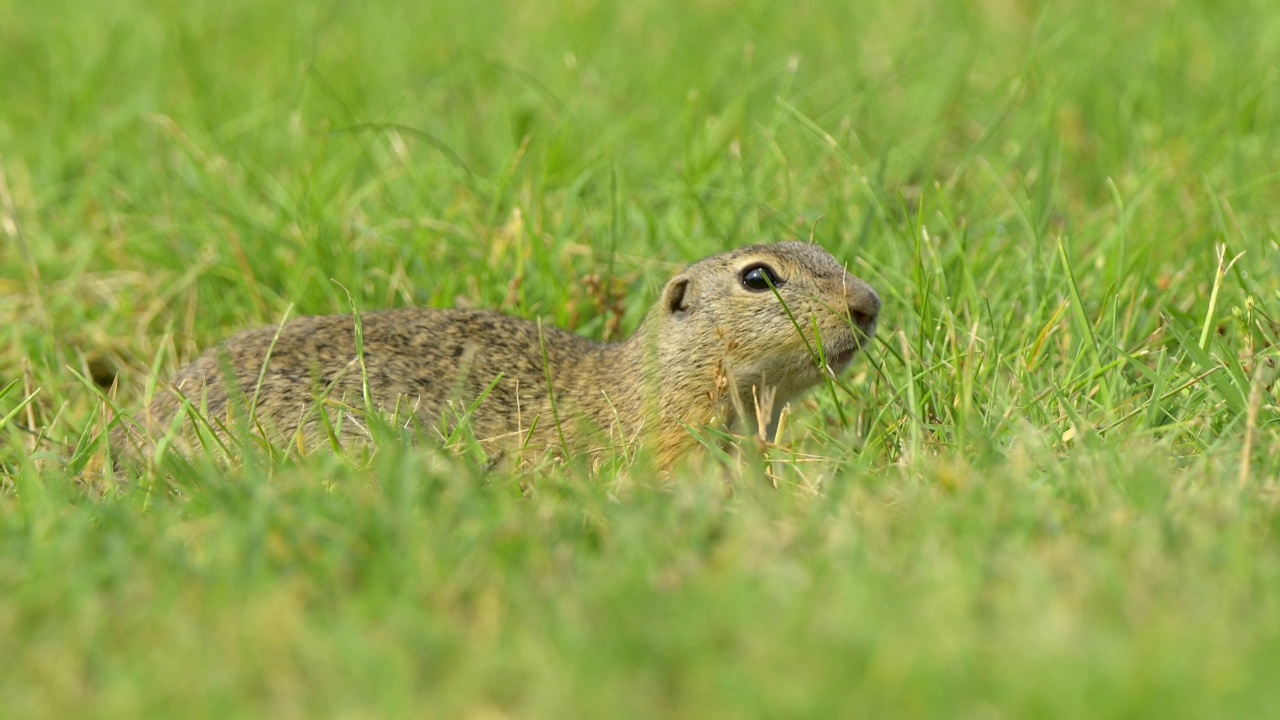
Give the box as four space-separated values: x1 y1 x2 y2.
826 345 858 372
826 326 876 372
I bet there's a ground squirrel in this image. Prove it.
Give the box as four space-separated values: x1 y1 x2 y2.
110 242 880 470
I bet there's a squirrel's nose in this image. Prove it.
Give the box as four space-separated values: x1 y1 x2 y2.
846 280 881 338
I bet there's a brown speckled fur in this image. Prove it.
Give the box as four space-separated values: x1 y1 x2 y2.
110 242 880 471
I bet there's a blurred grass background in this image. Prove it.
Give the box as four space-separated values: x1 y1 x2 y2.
3 0 1280 716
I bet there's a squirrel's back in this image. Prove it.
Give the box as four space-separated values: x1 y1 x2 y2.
110 242 880 471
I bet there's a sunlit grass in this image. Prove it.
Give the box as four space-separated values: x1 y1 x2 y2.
3 0 1280 716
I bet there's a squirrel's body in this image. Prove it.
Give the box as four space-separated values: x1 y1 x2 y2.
111 242 880 470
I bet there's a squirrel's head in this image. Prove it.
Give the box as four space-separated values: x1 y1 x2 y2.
656 241 880 401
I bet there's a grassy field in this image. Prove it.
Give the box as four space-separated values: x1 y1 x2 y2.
3 0 1280 716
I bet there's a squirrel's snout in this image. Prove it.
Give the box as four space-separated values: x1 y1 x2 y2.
846 280 881 339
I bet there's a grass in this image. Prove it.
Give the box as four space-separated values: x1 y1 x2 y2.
3 0 1280 716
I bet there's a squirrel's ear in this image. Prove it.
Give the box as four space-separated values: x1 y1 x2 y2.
662 275 693 317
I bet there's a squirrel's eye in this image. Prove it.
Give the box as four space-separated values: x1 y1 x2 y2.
741 264 783 292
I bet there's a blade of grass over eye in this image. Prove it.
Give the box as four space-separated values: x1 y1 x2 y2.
763 275 848 429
